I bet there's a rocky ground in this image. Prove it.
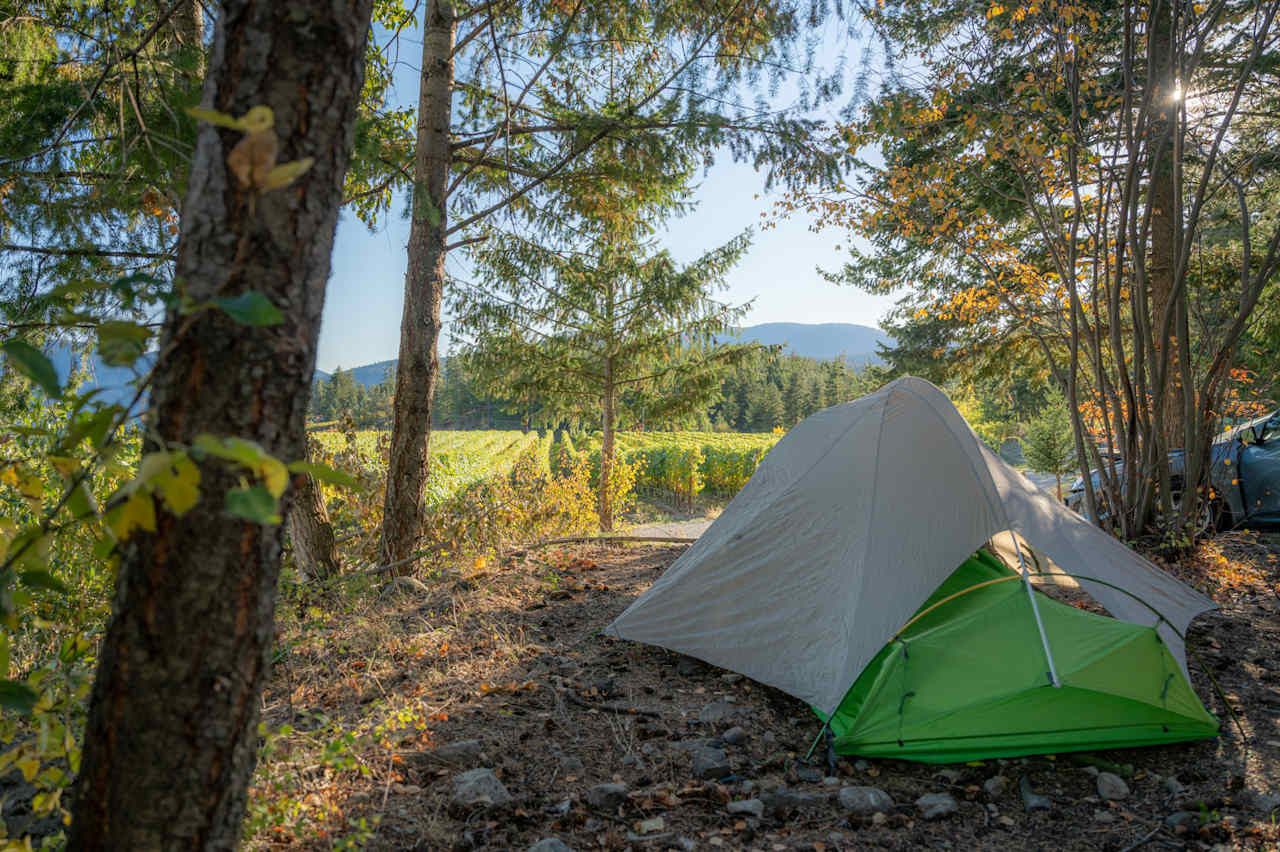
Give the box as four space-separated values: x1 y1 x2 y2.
246 530 1280 851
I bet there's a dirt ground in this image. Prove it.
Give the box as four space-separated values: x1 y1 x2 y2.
259 532 1280 851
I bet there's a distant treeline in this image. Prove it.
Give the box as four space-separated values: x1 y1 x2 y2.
309 350 893 432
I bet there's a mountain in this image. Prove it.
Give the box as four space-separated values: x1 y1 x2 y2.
313 323 892 387
730 322 891 363
314 358 396 387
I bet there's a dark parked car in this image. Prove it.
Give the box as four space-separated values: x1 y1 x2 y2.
1066 409 1280 528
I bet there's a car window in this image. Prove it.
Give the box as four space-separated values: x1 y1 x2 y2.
1260 416 1280 443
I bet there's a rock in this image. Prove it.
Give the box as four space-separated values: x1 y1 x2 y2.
739 779 755 793
558 754 585 773
621 755 642 768
1093 810 1115 824
1097 772 1130 801
795 765 823 783
934 768 962 784
692 746 731 780
872 812 888 826
722 726 748 745
636 816 664 834
1019 776 1052 812
721 673 744 684
641 742 661 756
916 792 959 820
529 840 575 852
854 759 870 772
983 775 1007 799
823 776 840 786
1163 776 1186 797
586 782 628 810
1081 765 1099 777
727 798 766 818
1247 790 1280 814
763 787 830 817
424 739 484 767
450 768 512 810
1165 811 1199 829
676 655 703 676
699 699 745 725
676 838 697 852
839 786 894 815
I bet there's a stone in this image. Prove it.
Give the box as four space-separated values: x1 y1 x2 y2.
450 768 512 810
586 782 629 810
916 792 959 820
424 739 484 767
1247 790 1280 814
839 786 894 815
823 776 841 786
677 838 697 852
1097 772 1130 801
529 840 575 852
621 755 642 768
1162 776 1186 797
983 775 1007 799
727 798 766 818
721 673 744 684
559 754 585 773
677 655 703 676
699 699 746 725
795 765 823 783
1165 811 1199 829
722 726 748 745
872 812 888 826
1019 776 1052 812
763 787 830 817
854 760 870 772
692 746 732 780
636 816 665 834
934 768 962 784
1093 810 1115 824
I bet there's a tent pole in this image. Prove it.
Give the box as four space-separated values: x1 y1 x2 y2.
1012 534 1061 687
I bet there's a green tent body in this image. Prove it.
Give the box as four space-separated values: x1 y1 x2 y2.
815 549 1219 763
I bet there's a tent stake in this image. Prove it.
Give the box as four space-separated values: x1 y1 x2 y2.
1012 534 1061 687
804 718 832 763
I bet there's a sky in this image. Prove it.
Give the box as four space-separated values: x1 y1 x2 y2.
316 27 897 373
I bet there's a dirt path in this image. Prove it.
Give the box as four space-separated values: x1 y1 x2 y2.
261 533 1279 850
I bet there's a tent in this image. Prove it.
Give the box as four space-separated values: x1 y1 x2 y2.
606 377 1219 762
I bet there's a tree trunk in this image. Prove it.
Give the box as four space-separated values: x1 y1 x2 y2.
599 357 616 531
1148 0 1182 452
68 0 372 847
288 463 339 582
380 0 456 573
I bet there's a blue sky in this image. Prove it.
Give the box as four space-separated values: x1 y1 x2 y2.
316 28 896 373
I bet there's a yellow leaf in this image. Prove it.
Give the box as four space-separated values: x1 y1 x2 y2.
186 104 274 133
17 756 39 783
110 492 157 540
262 157 315 190
258 456 289 499
153 454 202 517
47 456 80 477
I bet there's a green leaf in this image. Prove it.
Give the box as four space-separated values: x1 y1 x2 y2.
214 292 284 326
287 460 358 488
19 570 69 595
97 321 152 367
1 340 61 398
0 680 38 715
225 485 281 524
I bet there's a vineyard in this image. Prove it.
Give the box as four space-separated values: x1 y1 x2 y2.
311 427 779 508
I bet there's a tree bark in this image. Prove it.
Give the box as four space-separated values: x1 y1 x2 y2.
599 356 616 531
380 0 456 573
68 0 372 848
288 461 340 582
1147 0 1182 452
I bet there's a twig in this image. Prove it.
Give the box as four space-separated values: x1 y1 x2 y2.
558 688 664 718
1119 823 1163 852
